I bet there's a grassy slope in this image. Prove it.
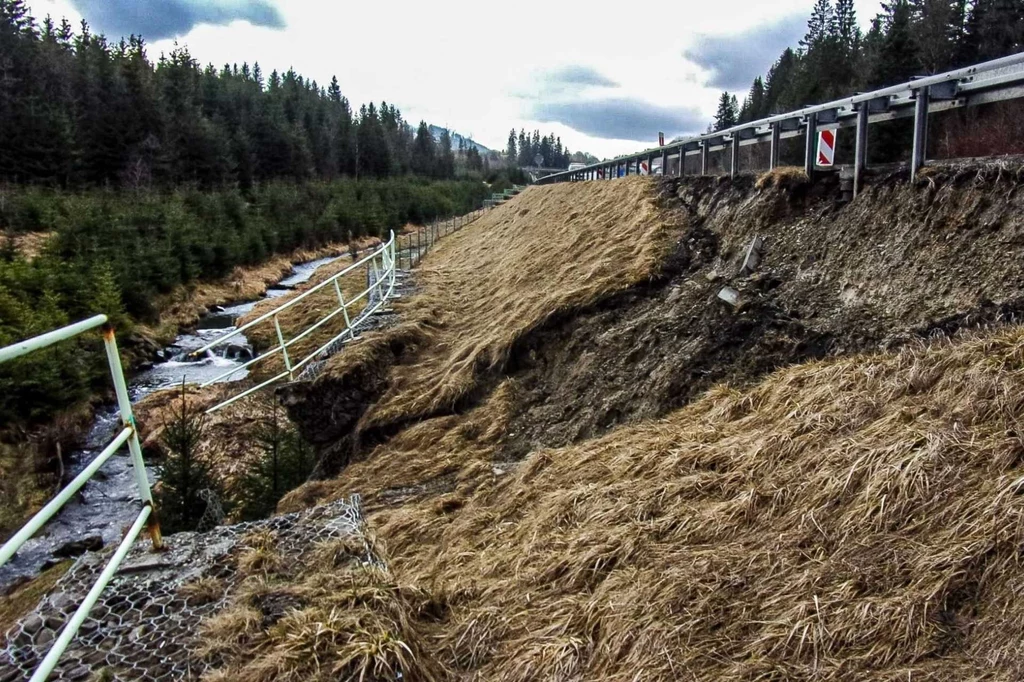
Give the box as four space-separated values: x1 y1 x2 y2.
245 172 1024 679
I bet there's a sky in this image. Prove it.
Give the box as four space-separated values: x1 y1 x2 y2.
31 0 886 159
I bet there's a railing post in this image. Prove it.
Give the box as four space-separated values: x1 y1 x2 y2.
273 315 294 380
730 134 740 178
804 111 818 177
700 141 709 175
854 102 869 197
911 84 929 181
334 279 356 341
102 325 162 550
769 122 781 170
678 147 685 177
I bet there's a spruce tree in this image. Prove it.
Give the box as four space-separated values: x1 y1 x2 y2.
713 92 739 131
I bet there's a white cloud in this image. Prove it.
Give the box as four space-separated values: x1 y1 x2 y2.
31 0 887 158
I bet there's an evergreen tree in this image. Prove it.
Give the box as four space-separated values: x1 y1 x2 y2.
158 382 221 534
437 127 455 178
411 121 436 176
713 91 739 131
506 128 517 162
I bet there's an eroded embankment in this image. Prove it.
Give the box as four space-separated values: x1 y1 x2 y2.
283 163 1024 468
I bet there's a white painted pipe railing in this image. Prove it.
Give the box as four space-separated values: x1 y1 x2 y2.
193 230 398 414
0 315 162 682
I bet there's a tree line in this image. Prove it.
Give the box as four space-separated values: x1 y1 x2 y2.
505 129 600 168
712 0 1024 132
0 0 481 188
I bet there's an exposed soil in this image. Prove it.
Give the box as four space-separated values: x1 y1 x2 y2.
285 162 1024 469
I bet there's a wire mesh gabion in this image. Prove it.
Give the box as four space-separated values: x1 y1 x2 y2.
1 495 370 682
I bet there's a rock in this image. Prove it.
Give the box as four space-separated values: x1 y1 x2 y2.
54 535 104 559
22 613 44 635
704 270 723 283
718 286 741 307
66 665 91 680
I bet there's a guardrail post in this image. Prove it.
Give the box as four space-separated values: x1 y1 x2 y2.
334 279 356 341
700 141 709 175
102 325 162 550
730 134 740 178
678 147 685 177
854 102 869 197
911 84 929 181
804 111 818 177
769 122 781 170
273 315 294 380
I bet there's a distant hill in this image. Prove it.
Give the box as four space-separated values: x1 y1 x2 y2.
429 125 493 155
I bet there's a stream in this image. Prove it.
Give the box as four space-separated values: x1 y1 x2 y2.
0 255 341 591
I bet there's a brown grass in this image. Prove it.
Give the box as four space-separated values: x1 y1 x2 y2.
5 230 54 260
274 324 1024 679
321 177 679 431
755 165 810 190
199 540 444 682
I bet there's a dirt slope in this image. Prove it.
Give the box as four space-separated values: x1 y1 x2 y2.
280 177 681 468
221 162 1024 680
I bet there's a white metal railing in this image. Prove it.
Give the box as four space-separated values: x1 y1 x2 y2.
0 315 162 682
194 230 398 414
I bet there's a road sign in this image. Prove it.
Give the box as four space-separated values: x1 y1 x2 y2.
659 132 665 147
639 160 649 175
817 129 836 166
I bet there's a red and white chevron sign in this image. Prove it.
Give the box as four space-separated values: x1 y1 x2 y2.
639 160 649 175
817 129 836 166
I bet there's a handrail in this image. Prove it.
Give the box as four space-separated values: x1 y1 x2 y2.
540 51 1024 186
198 231 398 414
0 317 162 682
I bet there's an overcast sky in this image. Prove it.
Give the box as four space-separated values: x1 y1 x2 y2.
32 0 885 158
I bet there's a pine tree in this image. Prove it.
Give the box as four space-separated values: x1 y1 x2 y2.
713 91 739 131
506 129 517 162
158 382 221 534
411 121 436 176
438 127 455 179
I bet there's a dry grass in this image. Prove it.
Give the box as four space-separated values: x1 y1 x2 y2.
5 230 54 260
180 576 228 606
199 540 444 682
321 177 679 431
755 165 810 190
278 324 1024 679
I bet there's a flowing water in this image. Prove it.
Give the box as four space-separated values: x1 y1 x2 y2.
0 255 341 590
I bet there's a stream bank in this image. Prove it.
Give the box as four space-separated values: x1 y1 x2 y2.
0 255 341 592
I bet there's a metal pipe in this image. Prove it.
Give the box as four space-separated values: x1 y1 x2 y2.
804 111 818 176
770 123 781 170
29 506 152 682
192 234 394 357
102 326 161 549
0 314 107 364
700 141 709 175
334 279 356 341
912 85 930 180
730 135 740 178
854 103 869 197
273 316 293 380
0 427 132 567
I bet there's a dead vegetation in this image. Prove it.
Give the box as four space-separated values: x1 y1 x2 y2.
199 533 443 682
315 177 679 432
275 324 1024 679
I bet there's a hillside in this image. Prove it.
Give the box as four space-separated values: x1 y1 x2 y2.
8 164 1024 680
429 125 492 155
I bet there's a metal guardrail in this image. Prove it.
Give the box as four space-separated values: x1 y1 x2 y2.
538 52 1024 194
0 316 162 682
194 231 398 414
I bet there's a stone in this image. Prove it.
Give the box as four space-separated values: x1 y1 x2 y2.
718 286 741 307
22 613 44 635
